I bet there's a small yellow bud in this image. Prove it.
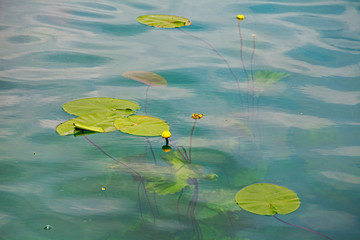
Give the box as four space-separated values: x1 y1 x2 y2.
161 130 171 138
236 15 245 21
191 113 204 119
252 34 256 37
101 187 106 191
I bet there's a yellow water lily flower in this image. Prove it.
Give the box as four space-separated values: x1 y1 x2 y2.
191 113 204 119
236 15 245 21
161 130 171 138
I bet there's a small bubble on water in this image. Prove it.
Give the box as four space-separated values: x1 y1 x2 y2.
44 225 53 230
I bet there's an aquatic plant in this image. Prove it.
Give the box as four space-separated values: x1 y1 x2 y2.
56 97 172 223
161 130 172 152
236 183 334 240
236 15 250 105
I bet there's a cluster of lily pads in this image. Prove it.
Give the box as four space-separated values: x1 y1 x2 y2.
56 97 169 137
54 14 334 240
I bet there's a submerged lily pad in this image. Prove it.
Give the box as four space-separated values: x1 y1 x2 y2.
235 183 300 215
122 71 167 86
202 189 241 213
110 151 218 196
254 70 290 97
56 111 134 136
63 97 140 116
114 115 169 136
137 15 191 28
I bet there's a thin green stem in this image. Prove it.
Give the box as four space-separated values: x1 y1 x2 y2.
273 215 334 240
188 119 197 163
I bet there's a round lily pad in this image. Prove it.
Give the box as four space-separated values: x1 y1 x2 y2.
137 15 191 28
114 115 169 136
56 111 134 136
122 71 167 86
62 97 140 116
235 183 300 215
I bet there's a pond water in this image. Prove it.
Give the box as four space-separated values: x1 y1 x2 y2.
0 0 359 239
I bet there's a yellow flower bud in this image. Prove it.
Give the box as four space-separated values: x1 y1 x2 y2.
236 15 245 21
161 130 171 138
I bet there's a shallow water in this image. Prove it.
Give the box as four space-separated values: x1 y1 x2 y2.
0 0 359 239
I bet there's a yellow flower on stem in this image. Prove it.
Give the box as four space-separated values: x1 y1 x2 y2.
161 130 171 147
191 113 204 120
161 130 171 138
236 14 245 21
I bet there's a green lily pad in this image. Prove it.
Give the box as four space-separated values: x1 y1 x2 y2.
254 70 290 97
63 97 140 116
235 183 300 215
122 71 167 86
137 15 191 28
56 111 134 136
114 115 169 137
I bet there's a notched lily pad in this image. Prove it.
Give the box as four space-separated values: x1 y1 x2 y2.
137 15 191 28
235 183 300 215
122 71 167 86
56 111 134 136
63 97 140 116
114 115 169 136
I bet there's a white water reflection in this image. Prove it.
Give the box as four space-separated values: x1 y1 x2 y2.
300 85 360 105
316 146 360 157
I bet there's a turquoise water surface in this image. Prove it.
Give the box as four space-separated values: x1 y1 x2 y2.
1 0 359 239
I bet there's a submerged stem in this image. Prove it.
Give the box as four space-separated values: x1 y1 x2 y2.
145 86 150 114
169 139 189 162
238 21 250 108
250 34 256 107
146 137 157 165
177 28 243 105
82 132 155 223
186 178 201 240
177 189 184 222
273 215 334 240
